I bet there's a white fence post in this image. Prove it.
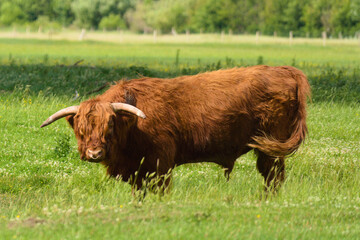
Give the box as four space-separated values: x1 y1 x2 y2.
79 28 86 41
171 27 177 36
322 31 327 47
153 30 157 43
338 32 342 39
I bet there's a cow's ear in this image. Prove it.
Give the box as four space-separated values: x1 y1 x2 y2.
66 115 74 128
125 90 137 106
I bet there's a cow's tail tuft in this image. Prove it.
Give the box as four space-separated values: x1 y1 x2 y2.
249 69 311 157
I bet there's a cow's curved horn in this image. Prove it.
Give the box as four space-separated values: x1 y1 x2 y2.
111 103 146 119
40 106 79 128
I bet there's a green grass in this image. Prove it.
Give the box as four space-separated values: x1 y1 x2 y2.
0 37 360 239
1 37 360 67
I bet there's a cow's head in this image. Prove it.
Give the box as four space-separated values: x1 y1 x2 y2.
41 100 146 162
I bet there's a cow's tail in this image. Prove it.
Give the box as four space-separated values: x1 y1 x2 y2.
249 68 311 157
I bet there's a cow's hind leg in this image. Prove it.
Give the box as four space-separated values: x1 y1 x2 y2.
223 161 235 181
255 150 285 192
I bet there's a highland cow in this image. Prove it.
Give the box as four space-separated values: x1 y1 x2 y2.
41 65 310 191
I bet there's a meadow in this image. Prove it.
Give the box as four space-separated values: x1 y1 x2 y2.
0 34 359 239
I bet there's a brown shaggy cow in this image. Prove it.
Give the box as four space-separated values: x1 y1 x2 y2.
41 65 310 192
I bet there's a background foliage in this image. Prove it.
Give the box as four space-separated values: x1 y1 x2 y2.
0 0 359 37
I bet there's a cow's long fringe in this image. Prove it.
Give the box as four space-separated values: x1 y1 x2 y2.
249 70 311 157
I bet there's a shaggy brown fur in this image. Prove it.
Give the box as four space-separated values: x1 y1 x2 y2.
61 65 310 191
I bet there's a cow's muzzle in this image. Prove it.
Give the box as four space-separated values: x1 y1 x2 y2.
86 149 104 162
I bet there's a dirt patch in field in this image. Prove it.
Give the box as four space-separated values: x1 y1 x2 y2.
8 217 46 229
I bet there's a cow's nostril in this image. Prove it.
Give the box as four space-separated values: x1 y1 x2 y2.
87 149 103 159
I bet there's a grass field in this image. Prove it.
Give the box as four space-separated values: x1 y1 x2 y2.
0 35 360 239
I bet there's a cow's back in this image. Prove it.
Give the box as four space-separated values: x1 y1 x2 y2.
99 66 304 163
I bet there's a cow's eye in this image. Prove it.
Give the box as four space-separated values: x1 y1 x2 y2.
108 121 114 131
107 127 114 136
79 129 84 137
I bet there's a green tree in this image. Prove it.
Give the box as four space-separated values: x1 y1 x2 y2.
302 0 333 37
71 0 101 28
331 0 360 37
19 0 55 22
0 0 358 37
125 0 150 32
283 0 307 36
71 0 135 29
99 13 126 30
53 0 75 26
261 0 290 35
190 0 234 32
238 0 264 33
144 0 191 33
0 1 25 25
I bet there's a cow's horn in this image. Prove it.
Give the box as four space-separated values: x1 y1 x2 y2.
40 106 79 128
111 103 146 119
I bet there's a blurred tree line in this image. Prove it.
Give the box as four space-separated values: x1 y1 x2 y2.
0 0 359 37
